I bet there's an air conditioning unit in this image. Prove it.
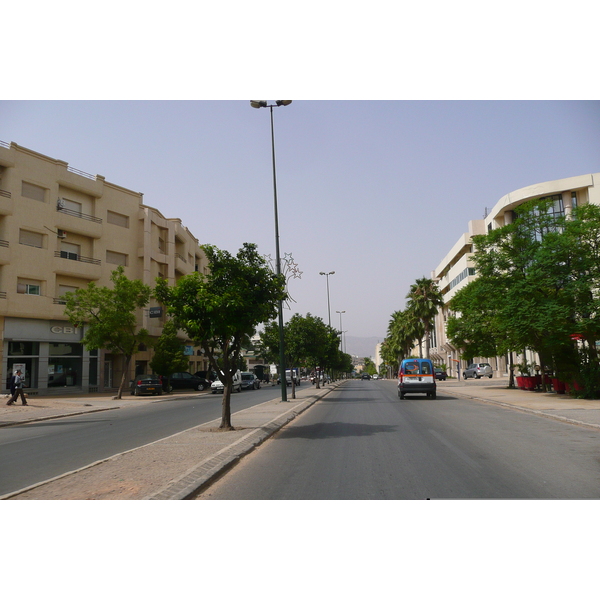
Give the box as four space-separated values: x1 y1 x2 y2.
57 229 67 239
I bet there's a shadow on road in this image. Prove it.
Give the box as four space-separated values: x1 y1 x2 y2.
275 421 398 440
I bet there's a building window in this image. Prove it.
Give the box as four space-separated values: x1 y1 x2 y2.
19 229 44 248
17 279 41 295
107 210 129 228
571 191 578 209
106 250 128 266
21 181 46 202
59 198 83 215
59 242 80 260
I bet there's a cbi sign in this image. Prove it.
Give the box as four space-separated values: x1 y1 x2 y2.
50 326 80 335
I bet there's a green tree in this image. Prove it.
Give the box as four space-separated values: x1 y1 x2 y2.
449 198 600 396
363 357 377 376
149 319 190 391
155 243 286 429
259 313 341 396
405 277 444 358
62 266 152 399
385 309 423 363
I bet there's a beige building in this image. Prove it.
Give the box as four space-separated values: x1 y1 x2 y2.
0 140 209 394
429 173 600 378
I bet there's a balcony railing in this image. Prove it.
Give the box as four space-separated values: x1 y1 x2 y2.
55 250 101 265
0 291 6 299
57 203 102 224
175 253 187 263
0 189 10 198
0 239 8 248
67 166 96 180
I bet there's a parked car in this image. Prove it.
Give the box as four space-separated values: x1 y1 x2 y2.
194 370 217 383
211 370 243 394
241 372 260 390
463 363 493 379
398 358 436 399
130 374 163 396
170 371 212 391
361 374 371 380
434 367 447 381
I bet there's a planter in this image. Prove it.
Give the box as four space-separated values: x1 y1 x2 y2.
523 376 537 391
565 381 584 394
552 378 566 394
515 376 526 390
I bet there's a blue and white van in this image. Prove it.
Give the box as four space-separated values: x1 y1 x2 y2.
398 358 436 399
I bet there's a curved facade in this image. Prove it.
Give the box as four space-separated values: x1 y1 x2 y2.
429 172 599 378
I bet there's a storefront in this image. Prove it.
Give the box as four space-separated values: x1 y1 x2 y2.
3 318 98 395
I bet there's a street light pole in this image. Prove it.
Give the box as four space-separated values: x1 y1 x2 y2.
336 310 345 349
251 100 292 402
319 271 335 327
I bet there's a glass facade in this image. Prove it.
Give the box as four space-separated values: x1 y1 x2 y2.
48 342 83 388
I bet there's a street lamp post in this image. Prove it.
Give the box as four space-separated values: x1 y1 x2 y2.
319 271 335 327
336 310 345 349
251 100 292 402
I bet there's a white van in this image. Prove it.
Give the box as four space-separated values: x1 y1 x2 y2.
211 370 242 394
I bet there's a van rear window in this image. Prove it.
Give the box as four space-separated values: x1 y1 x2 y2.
403 361 432 375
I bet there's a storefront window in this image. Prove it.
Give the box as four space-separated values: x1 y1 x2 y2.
48 343 82 388
7 342 40 389
89 348 98 386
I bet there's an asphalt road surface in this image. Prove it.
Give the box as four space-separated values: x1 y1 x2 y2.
0 385 283 496
196 379 600 499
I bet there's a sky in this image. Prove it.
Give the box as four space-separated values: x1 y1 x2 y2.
1 100 599 352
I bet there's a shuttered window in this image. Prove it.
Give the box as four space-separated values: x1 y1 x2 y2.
106 250 128 266
22 181 46 202
19 229 44 248
107 210 129 228
17 279 41 295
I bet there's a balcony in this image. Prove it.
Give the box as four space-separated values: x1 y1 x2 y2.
54 250 102 279
55 204 102 239
0 189 13 216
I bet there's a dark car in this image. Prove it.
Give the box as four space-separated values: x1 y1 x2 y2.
241 372 260 390
434 367 447 381
361 374 371 380
130 375 163 396
170 372 211 391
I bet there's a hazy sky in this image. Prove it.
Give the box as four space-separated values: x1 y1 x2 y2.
2 100 599 343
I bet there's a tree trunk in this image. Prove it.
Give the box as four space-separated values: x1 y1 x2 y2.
220 380 233 429
116 354 132 399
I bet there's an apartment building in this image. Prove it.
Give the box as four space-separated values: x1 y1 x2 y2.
0 141 208 394
429 173 600 378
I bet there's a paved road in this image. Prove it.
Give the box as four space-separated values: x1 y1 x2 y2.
0 385 285 495
196 379 600 499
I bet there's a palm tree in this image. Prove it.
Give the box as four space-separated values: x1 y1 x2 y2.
406 277 444 359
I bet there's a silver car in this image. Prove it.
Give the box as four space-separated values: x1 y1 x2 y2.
463 363 493 379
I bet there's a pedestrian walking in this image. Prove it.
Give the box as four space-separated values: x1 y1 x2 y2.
6 370 27 405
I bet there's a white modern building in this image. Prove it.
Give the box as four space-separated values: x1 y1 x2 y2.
429 173 600 378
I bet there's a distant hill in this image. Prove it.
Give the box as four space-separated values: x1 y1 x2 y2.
344 336 382 360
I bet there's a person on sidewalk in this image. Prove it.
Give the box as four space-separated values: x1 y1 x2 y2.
6 370 27 406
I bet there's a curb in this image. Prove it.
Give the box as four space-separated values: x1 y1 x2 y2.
146 383 340 500
446 388 600 431
0 406 121 428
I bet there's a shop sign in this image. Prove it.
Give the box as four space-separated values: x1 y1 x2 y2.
50 326 80 335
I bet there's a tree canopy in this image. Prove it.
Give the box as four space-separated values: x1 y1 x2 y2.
62 266 152 399
155 243 287 428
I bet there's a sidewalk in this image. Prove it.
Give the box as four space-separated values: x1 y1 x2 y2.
441 379 600 428
2 378 599 500
1 382 343 500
